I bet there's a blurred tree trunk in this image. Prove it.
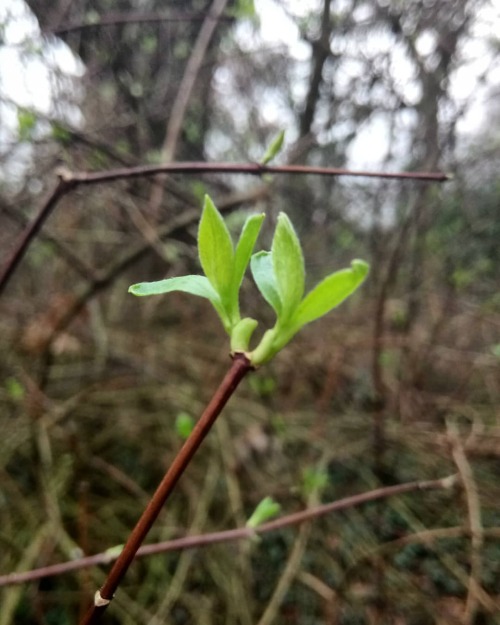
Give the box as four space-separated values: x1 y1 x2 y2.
24 0 235 161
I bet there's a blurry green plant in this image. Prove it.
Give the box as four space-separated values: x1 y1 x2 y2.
246 496 281 529
129 195 369 366
17 108 37 142
175 412 195 440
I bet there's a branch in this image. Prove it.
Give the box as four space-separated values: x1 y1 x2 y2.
148 0 230 214
55 161 452 185
447 421 484 624
0 162 450 297
0 474 457 589
79 353 253 624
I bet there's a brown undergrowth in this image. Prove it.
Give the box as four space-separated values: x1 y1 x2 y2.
1 285 499 624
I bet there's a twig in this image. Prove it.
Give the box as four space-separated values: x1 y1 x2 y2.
447 421 484 624
0 175 75 296
0 162 449 297
147 461 220 625
148 0 230 214
79 352 253 624
50 162 452 185
257 519 312 625
0 474 457 589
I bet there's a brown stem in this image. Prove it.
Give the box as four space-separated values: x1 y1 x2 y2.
79 353 253 625
54 161 452 186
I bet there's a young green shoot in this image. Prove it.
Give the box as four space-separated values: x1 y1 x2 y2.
83 194 368 624
129 195 369 366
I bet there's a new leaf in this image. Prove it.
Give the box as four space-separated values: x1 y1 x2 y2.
271 213 305 323
198 195 234 300
292 260 369 328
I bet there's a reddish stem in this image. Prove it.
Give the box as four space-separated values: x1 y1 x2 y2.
79 352 252 625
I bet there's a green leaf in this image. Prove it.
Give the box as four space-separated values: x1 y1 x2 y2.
128 275 231 330
292 259 369 328
272 213 305 322
250 251 282 316
129 275 219 301
104 544 124 558
246 496 281 529
198 195 234 298
175 412 194 439
233 213 265 293
261 130 285 165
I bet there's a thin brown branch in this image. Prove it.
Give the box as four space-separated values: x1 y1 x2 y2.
59 161 452 185
79 353 253 624
148 0 230 214
447 421 484 624
0 162 450 297
0 175 76 296
0 474 457 589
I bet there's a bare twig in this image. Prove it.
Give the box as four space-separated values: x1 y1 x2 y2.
257 519 312 625
0 161 449 298
149 0 230 215
51 162 452 185
0 474 457 589
447 421 485 624
0 175 75 296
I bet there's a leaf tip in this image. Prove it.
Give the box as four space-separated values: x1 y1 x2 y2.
351 259 370 279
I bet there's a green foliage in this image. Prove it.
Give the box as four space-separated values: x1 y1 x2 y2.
301 466 329 498
130 195 369 366
175 412 195 439
4 377 25 401
17 108 37 142
249 373 276 397
228 0 258 22
491 344 500 360
50 122 72 145
260 130 285 165
249 213 369 365
246 496 281 529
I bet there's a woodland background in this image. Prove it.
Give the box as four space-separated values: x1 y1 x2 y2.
0 1 499 623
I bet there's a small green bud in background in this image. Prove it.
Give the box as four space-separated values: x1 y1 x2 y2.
246 496 281 529
260 130 285 165
301 467 329 498
175 412 195 439
5 377 25 401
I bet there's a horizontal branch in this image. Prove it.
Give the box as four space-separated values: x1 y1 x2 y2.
0 161 449 297
0 474 457 588
60 161 451 185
